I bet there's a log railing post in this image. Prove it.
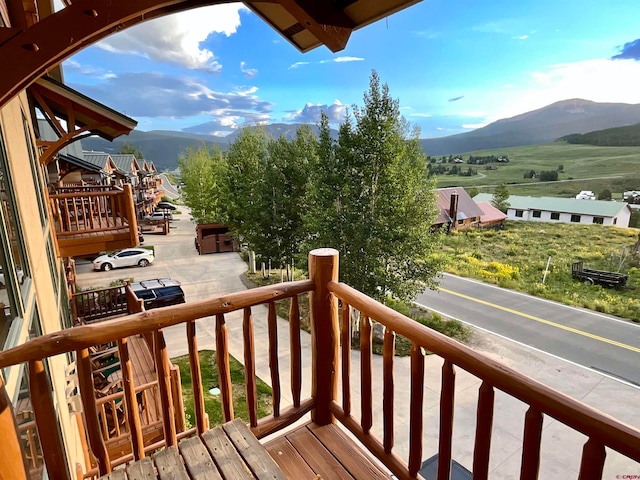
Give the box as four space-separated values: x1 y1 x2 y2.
29 360 71 480
0 376 29 480
309 248 339 425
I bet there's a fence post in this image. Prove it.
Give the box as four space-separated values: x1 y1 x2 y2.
309 248 339 425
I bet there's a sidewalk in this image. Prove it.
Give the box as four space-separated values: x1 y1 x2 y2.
76 209 640 479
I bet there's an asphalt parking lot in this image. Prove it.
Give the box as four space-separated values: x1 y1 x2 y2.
75 210 247 302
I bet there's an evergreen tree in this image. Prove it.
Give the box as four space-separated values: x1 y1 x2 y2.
178 145 226 223
119 142 144 159
491 183 510 213
305 71 445 302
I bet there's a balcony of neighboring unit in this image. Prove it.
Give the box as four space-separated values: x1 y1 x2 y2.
49 184 139 258
0 249 639 480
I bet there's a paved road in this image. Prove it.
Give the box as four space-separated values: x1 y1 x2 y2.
415 274 640 386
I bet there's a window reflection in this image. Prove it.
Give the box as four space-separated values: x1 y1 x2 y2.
0 124 28 347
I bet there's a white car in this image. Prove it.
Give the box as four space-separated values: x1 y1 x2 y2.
0 266 24 287
93 248 154 271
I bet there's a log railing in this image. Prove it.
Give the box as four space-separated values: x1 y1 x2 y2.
0 249 639 480
328 279 640 480
0 251 318 479
71 286 128 323
49 184 136 237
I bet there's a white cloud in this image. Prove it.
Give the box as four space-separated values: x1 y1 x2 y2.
409 113 432 118
334 56 365 63
95 4 246 71
495 58 640 119
514 35 528 40
462 123 489 129
288 61 311 70
284 99 347 123
240 61 258 78
320 56 364 64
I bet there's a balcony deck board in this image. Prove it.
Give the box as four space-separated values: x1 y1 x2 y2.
265 422 393 480
98 419 286 480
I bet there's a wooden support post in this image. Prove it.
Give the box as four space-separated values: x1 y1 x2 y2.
0 376 28 479
77 349 110 476
309 248 339 425
153 330 177 447
118 338 144 460
170 365 186 433
29 360 71 480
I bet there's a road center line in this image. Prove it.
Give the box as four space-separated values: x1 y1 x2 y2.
439 287 640 353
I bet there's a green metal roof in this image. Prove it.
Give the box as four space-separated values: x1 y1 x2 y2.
473 193 629 217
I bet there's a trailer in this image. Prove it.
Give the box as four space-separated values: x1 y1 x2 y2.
571 261 632 289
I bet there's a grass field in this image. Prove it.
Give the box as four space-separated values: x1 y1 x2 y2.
441 221 640 321
172 350 272 428
435 142 640 197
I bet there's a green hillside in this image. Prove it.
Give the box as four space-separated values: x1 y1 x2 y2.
560 123 640 146
434 142 640 197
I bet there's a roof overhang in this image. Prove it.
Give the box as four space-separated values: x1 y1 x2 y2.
246 0 422 52
29 76 137 164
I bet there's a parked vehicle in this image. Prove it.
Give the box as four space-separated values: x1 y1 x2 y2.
129 278 185 309
571 261 632 289
144 211 172 221
157 201 177 210
93 248 154 271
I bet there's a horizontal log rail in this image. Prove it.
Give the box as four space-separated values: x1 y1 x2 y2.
0 278 315 478
328 280 640 480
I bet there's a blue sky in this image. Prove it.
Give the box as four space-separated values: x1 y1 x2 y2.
63 0 640 139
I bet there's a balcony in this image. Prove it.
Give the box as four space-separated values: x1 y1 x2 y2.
0 249 639 480
49 185 139 257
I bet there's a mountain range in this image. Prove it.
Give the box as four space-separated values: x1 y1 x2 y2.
80 98 640 171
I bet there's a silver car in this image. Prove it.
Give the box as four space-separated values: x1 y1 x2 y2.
93 248 154 271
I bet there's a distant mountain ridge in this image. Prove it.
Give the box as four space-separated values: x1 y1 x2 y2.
419 98 640 155
81 98 640 170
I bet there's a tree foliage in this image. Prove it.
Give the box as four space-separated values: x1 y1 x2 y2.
178 71 444 303
304 71 444 302
119 142 145 159
491 183 510 213
178 145 227 224
597 188 612 200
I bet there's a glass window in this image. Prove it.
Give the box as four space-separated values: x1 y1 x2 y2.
515 210 524 217
593 217 604 224
571 214 581 223
550 212 560 220
0 125 29 346
22 112 48 227
532 210 541 218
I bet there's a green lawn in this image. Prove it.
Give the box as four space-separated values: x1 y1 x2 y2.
172 350 272 428
435 142 640 198
441 221 640 321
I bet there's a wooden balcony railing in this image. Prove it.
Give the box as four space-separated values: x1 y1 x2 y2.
0 249 639 480
48 184 138 257
71 285 128 324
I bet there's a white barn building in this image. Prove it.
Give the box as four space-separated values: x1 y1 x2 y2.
473 194 632 228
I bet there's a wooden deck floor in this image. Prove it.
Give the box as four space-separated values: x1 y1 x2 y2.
98 420 393 480
99 419 286 479
264 422 393 480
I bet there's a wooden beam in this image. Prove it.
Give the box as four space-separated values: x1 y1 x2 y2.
0 0 231 109
277 0 354 52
